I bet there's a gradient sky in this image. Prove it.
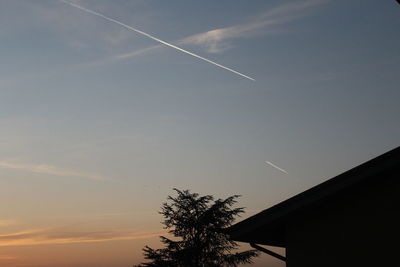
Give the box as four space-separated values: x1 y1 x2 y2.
1 0 399 266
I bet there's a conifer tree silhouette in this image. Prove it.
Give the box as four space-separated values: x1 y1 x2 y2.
134 189 258 267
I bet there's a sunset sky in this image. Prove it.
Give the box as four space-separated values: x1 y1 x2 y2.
1 0 399 266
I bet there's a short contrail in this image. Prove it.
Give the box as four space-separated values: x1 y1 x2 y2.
265 161 288 174
59 0 255 81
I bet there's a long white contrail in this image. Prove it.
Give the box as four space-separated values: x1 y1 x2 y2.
59 0 255 81
265 161 288 174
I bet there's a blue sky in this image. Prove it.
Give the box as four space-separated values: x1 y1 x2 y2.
0 0 399 266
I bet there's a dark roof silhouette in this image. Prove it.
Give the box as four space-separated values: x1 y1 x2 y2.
226 146 400 247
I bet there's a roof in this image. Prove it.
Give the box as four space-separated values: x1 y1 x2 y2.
225 146 400 247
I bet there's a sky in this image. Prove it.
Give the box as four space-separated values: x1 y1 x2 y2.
0 0 399 266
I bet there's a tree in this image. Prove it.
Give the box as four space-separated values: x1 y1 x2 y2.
134 189 259 267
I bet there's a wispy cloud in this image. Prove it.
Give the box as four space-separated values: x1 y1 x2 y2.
0 160 105 181
0 220 19 227
0 228 164 247
60 0 255 81
0 255 17 260
76 0 329 69
180 0 330 53
75 44 163 69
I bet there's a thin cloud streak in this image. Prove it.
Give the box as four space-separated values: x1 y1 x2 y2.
180 0 330 53
75 44 163 69
0 220 19 227
59 0 255 81
265 161 288 174
0 228 165 247
75 0 329 70
0 160 105 180
0 255 17 260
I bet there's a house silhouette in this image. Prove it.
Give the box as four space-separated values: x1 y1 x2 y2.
226 147 400 267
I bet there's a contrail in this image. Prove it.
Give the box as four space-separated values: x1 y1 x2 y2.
59 0 255 81
265 161 288 174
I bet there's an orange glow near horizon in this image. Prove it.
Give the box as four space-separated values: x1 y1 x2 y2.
0 227 165 247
